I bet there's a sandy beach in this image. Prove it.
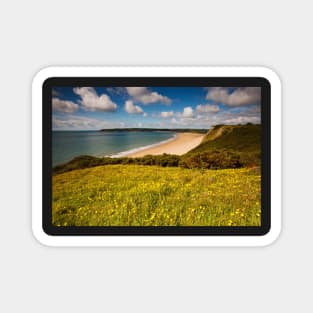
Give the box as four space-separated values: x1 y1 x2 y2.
126 133 205 157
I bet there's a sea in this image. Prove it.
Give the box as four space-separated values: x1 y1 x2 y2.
52 130 176 166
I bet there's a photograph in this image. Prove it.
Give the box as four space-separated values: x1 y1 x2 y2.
52 86 262 227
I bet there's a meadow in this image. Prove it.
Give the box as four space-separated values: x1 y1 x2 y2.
52 164 261 227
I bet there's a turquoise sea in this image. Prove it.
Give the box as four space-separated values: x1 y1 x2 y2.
52 131 176 166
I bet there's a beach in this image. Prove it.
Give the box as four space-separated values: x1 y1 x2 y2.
126 132 205 157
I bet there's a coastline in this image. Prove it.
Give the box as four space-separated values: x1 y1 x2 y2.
110 134 177 158
124 132 205 157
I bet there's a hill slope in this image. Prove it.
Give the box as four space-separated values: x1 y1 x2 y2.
181 124 261 167
188 124 260 154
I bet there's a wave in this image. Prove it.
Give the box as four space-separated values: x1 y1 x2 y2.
108 134 177 158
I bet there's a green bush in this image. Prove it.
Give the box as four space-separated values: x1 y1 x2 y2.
179 150 242 169
53 154 181 174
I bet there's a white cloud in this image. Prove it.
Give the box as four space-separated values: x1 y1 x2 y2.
73 87 117 111
165 104 260 129
206 87 261 106
161 111 174 118
182 106 194 118
124 100 144 114
52 98 79 113
196 104 220 113
52 115 118 130
223 116 260 125
126 87 171 105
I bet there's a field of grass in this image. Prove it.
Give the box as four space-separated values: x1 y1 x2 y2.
52 164 261 227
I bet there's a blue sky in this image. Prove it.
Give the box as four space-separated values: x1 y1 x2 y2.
52 86 261 130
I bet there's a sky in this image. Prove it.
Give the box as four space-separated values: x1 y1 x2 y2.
52 86 261 130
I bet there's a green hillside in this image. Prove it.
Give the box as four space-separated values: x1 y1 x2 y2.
189 124 260 154
180 124 261 168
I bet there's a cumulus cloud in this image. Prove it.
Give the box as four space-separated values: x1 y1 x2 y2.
124 100 144 114
206 87 261 106
167 103 260 128
52 115 119 130
73 87 117 111
161 111 174 118
222 116 260 125
182 106 194 118
196 104 220 113
126 87 171 105
52 98 79 113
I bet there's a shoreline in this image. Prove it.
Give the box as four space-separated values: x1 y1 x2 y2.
124 132 205 157
110 134 177 158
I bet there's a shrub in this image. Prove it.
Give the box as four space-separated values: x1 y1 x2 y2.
179 150 242 169
53 151 244 175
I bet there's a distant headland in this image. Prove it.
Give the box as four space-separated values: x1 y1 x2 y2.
99 128 207 134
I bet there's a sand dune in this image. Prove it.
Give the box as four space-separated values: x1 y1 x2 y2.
126 133 205 157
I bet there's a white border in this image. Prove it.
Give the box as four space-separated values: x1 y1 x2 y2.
32 67 281 247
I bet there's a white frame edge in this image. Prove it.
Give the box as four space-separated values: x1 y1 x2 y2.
32 66 282 247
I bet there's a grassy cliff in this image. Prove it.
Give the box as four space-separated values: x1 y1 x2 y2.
188 124 260 154
180 124 261 168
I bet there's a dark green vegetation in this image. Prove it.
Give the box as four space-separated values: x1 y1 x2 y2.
53 154 181 174
53 124 261 174
181 124 261 168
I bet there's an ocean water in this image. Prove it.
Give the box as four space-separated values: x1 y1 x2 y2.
52 131 176 166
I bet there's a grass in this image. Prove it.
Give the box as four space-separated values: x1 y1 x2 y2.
52 124 262 226
184 124 261 166
189 124 261 154
52 164 261 227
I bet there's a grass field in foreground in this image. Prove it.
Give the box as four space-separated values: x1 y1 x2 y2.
52 165 261 227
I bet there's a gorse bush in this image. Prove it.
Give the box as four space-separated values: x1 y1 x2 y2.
53 154 181 174
53 151 244 174
179 150 242 169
